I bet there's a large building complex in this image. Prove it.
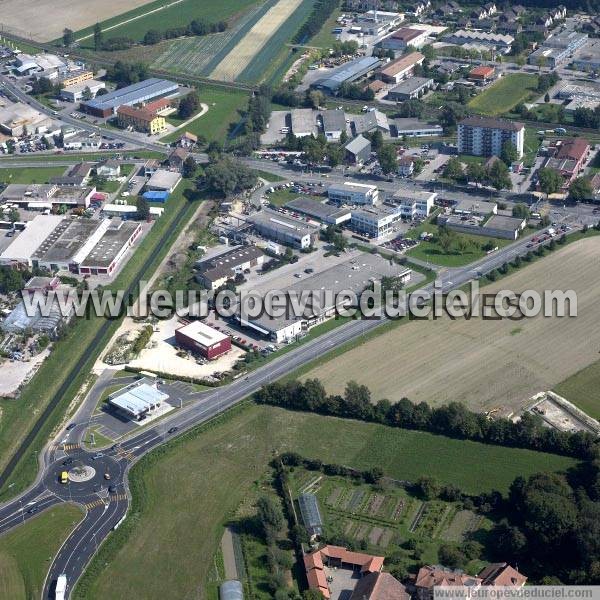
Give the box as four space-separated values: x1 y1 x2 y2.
458 116 524 158
248 209 319 249
443 29 514 53
350 205 402 237
377 27 430 52
80 78 179 118
529 30 588 68
327 182 379 206
391 190 436 219
0 184 96 208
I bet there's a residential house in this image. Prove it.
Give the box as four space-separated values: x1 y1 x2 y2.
167 147 190 172
178 131 198 149
96 159 121 178
478 563 527 587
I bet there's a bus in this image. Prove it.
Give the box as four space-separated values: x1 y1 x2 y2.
55 574 67 600
60 471 68 484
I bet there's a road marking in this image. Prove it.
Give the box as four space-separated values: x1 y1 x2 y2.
61 443 81 452
83 499 106 510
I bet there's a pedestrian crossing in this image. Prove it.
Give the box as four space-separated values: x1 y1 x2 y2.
83 494 127 510
115 447 135 462
61 443 81 452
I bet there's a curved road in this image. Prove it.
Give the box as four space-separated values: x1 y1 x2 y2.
0 216 587 598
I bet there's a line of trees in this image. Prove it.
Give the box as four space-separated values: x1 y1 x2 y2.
255 379 599 461
142 18 228 46
294 0 339 43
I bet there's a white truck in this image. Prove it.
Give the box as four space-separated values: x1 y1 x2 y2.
55 574 67 600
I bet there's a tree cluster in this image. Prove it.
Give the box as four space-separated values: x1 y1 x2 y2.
142 19 227 46
200 156 257 197
105 61 149 88
294 0 338 43
573 105 600 129
255 379 599 460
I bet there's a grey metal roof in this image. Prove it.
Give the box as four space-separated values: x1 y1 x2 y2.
286 196 348 221
83 78 178 111
298 493 323 536
321 109 346 133
345 134 371 155
312 56 381 91
389 76 433 95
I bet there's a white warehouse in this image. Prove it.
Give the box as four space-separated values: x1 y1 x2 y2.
327 182 379 206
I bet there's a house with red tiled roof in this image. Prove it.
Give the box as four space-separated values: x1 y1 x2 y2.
303 545 385 599
478 563 527 587
543 137 590 187
414 565 482 600
350 572 410 600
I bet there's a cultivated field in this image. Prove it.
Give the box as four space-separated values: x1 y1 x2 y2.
0 0 155 42
152 1 269 77
211 0 304 81
468 73 539 116
74 404 575 600
304 237 600 414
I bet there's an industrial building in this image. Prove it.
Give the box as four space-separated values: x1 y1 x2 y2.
443 29 514 53
351 110 390 137
529 30 588 68
350 205 402 237
321 109 347 140
379 51 425 84
454 199 498 216
438 213 526 240
327 182 379 206
80 78 179 118
175 320 232 359
355 10 405 35
195 246 265 290
345 134 372 165
387 77 434 101
145 169 181 193
457 116 524 158
378 27 430 53
248 208 319 249
391 119 443 137
556 81 600 111
117 104 167 134
0 184 95 208
290 108 317 137
58 70 94 88
391 190 436 219
284 197 351 225
0 102 51 136
49 163 93 187
59 80 105 103
239 253 412 342
102 204 164 219
311 56 381 93
108 379 169 421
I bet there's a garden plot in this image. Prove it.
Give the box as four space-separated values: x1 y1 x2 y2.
441 510 483 542
210 0 304 81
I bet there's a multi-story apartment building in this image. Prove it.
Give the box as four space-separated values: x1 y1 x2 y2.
458 116 524 158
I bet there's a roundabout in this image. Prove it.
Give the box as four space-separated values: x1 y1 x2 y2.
68 465 96 483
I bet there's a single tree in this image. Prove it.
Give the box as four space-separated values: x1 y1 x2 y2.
93 22 103 51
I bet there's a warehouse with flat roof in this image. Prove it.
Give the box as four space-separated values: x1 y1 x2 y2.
195 246 265 290
80 78 179 117
145 169 181 193
327 181 379 206
175 320 232 359
0 215 63 267
249 209 319 249
285 197 351 225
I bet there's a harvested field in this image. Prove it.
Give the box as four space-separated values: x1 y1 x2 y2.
0 0 155 42
211 0 304 81
304 238 600 413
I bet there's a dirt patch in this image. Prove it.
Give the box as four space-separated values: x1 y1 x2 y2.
0 0 156 42
304 237 600 414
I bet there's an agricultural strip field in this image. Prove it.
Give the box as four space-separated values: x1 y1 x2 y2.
554 359 600 421
0 504 84 600
303 237 600 414
210 0 306 82
152 1 272 77
74 404 576 600
72 0 260 45
468 73 539 116
237 0 316 84
160 86 249 143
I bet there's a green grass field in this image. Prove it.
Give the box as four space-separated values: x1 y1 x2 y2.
73 0 260 45
0 181 202 502
0 504 84 600
0 166 66 184
74 403 576 600
554 359 600 421
405 222 512 267
161 86 248 143
468 74 539 116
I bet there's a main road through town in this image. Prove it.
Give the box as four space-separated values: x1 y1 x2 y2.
0 215 586 598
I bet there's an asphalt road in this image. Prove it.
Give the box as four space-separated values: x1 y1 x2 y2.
0 214 584 599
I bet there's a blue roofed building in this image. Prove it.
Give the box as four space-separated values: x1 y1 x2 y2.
80 78 179 118
142 190 170 203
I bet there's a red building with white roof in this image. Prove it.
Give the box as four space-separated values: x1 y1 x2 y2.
175 320 231 359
